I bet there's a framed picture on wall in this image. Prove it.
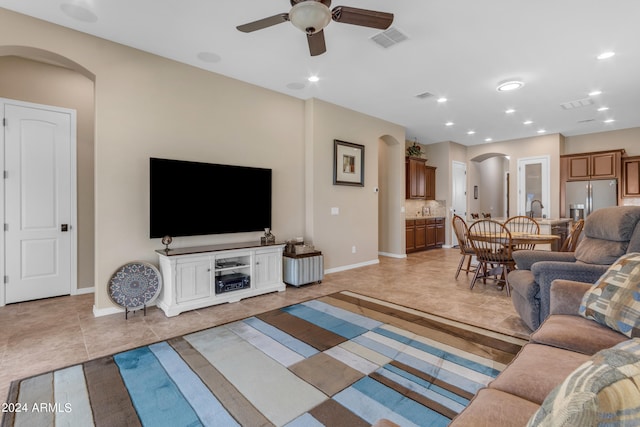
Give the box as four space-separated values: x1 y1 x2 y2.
333 139 364 186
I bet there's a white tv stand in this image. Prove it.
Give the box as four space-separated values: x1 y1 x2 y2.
155 242 285 317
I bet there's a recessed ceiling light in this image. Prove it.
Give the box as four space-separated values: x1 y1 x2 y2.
437 97 447 103
597 51 615 60
496 80 524 92
308 75 320 83
505 109 516 114
484 138 493 142
286 82 306 90
537 129 546 134
604 119 615 123
60 2 98 22
445 121 454 126
589 90 602 96
197 52 221 63
467 130 476 135
597 107 609 112
523 120 533 125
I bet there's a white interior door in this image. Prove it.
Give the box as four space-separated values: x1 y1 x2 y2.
2 99 76 304
451 161 467 246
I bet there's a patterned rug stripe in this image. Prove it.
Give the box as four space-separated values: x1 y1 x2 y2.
373 325 503 376
374 366 465 415
300 300 384 331
306 399 370 427
335 376 448 427
54 365 94 426
352 332 492 393
148 342 239 426
83 357 142 427
14 373 54 427
331 291 526 355
113 347 202 427
281 304 369 339
323 346 379 375
168 337 274 427
227 320 306 367
242 317 318 359
256 309 346 351
184 324 327 426
369 370 459 420
388 360 475 401
384 363 471 405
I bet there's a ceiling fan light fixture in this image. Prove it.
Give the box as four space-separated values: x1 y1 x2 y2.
289 1 331 34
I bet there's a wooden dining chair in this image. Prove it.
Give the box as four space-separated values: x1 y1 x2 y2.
467 219 515 296
504 216 540 250
560 219 585 252
452 215 477 279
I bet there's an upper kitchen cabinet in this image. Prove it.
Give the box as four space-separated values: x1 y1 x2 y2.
622 156 640 198
406 157 436 200
563 149 625 181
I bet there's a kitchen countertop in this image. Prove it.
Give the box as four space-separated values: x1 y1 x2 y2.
406 216 445 220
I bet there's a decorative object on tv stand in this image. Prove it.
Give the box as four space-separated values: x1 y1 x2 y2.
261 228 276 245
108 261 162 319
161 235 173 252
333 139 365 187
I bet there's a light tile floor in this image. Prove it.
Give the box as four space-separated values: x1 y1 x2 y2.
0 248 531 403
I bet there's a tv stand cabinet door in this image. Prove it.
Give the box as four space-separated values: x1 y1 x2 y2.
175 256 212 303
254 247 283 289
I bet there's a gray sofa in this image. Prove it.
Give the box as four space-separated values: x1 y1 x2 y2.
509 206 640 331
450 278 630 426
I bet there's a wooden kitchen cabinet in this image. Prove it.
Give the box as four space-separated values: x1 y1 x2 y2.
406 217 444 253
622 156 640 198
425 166 436 200
563 150 624 181
406 157 426 199
406 158 437 200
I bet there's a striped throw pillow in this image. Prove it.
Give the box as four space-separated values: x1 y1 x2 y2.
579 252 640 337
528 339 640 426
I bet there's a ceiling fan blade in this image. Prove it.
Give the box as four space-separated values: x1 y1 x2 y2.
307 29 327 56
236 13 289 33
331 6 393 29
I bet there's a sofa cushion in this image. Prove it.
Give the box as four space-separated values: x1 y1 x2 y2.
530 315 627 355
449 388 539 427
527 339 640 427
579 252 640 337
574 237 628 265
489 343 590 404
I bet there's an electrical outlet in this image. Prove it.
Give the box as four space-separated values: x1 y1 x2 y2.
352 246 356 253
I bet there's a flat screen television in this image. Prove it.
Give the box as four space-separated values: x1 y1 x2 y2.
149 157 272 238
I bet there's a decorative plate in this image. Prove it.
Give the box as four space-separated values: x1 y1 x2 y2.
108 262 162 310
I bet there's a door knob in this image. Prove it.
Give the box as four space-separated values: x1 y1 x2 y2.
61 224 69 232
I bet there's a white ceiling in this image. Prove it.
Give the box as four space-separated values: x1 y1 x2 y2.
2 0 640 146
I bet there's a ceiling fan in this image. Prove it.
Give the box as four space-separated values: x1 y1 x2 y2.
236 0 394 56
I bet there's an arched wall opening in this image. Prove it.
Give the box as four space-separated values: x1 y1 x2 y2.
469 152 510 218
378 134 404 257
0 45 96 292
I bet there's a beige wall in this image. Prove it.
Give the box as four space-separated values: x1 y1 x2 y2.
0 55 95 290
564 127 640 156
305 99 405 270
0 8 405 312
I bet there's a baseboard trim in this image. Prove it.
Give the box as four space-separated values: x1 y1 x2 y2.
378 251 406 259
74 286 94 295
325 258 380 274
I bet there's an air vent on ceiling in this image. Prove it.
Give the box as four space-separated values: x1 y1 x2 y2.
560 97 594 110
415 91 434 100
370 27 408 49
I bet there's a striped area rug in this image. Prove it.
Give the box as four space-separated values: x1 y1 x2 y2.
2 291 526 427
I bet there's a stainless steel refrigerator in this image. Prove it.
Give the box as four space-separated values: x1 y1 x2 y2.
565 179 618 219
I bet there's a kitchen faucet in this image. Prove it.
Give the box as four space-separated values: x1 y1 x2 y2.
529 199 544 218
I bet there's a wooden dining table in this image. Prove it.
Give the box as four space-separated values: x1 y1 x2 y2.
469 231 560 249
